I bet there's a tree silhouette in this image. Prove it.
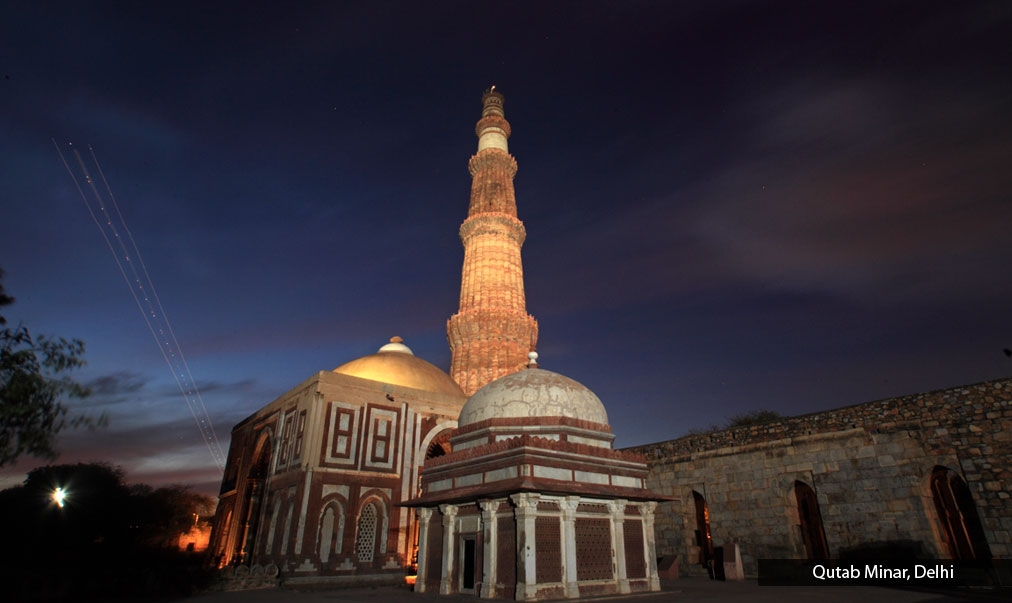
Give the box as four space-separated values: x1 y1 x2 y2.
1 462 216 600
0 268 99 466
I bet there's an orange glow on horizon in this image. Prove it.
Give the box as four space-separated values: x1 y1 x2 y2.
177 523 212 552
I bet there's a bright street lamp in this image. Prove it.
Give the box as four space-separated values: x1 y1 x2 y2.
52 487 67 508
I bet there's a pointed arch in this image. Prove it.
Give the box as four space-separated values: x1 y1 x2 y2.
426 437 450 459
319 500 346 564
355 492 390 566
357 501 379 563
237 429 273 562
418 423 456 462
691 491 713 568
249 429 275 479
930 466 991 560
794 481 829 560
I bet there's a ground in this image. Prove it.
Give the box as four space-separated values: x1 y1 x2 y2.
177 577 995 603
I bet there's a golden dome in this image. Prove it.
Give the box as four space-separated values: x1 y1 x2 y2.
334 337 465 397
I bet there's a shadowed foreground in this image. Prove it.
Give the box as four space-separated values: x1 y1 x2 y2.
177 578 986 603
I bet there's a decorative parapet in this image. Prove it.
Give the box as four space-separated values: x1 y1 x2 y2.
423 433 648 470
453 415 613 437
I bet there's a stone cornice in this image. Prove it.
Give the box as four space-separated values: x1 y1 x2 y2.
453 415 613 437
467 148 518 177
475 115 512 140
458 212 526 245
423 433 646 469
401 476 670 507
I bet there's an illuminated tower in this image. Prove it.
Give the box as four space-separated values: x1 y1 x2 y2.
447 88 538 395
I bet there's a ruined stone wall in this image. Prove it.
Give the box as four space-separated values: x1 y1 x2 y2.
625 378 1012 576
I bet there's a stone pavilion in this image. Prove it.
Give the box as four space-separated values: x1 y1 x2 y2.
406 353 665 600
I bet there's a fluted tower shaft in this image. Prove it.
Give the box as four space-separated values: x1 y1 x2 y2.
447 89 538 395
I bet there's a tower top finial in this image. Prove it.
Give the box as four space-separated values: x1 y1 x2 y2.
481 87 505 119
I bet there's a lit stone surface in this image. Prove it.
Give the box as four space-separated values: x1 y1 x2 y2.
447 88 539 395
611 475 642 488
333 337 464 396
484 466 518 482
429 478 453 492
533 465 573 481
574 471 610 485
626 377 1012 576
477 129 508 152
209 333 468 579
456 473 483 487
458 367 609 427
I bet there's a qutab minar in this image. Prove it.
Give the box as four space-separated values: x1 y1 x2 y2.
447 87 539 396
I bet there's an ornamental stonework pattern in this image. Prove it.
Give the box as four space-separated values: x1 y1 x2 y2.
448 89 538 396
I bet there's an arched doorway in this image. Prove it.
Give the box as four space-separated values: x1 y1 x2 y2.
236 434 272 563
931 466 991 560
692 491 713 569
410 427 454 571
319 501 345 564
794 481 829 559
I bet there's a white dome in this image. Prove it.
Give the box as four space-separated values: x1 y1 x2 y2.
458 368 609 427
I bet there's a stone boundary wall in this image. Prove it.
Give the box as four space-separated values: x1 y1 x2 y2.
624 378 1012 576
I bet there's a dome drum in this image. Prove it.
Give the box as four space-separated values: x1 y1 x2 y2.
450 415 614 452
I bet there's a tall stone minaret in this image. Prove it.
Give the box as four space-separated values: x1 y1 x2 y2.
447 88 539 396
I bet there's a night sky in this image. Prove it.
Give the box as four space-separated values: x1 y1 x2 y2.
2 1 1011 497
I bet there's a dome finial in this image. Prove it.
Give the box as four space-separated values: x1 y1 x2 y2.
527 350 539 369
378 336 413 355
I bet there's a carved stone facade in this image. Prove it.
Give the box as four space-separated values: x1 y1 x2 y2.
207 87 1012 594
407 365 664 599
447 88 538 396
208 339 467 585
625 378 1012 577
206 90 661 597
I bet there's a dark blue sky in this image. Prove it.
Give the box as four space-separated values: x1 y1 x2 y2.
3 1 1011 496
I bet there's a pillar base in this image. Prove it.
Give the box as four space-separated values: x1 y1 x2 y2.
564 581 579 598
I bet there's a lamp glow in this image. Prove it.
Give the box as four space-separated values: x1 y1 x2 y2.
52 487 66 508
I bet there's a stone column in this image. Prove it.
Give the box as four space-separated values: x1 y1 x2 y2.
293 467 312 555
608 499 630 594
641 502 660 591
479 500 499 598
415 508 433 593
558 496 580 598
439 504 458 594
511 493 540 601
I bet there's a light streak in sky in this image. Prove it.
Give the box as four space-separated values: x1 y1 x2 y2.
53 140 226 473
